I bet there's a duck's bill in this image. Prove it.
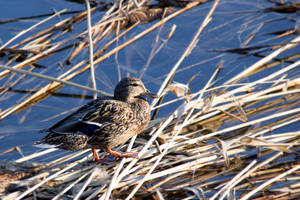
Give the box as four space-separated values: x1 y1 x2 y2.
142 90 158 98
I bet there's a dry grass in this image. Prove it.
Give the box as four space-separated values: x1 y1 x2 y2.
0 0 300 199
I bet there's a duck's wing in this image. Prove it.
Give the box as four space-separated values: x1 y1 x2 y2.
80 100 133 136
45 97 112 134
80 100 135 147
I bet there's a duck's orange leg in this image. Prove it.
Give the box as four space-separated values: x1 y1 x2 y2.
106 147 139 159
92 148 116 163
92 148 103 163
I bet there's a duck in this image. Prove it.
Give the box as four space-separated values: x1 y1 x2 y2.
35 77 157 162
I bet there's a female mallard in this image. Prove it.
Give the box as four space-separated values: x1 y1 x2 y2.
35 77 157 162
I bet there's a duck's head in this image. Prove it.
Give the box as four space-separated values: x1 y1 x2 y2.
114 77 157 102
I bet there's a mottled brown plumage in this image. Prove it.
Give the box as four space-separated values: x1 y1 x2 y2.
35 77 156 162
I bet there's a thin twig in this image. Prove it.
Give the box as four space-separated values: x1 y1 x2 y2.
0 65 108 95
85 0 97 99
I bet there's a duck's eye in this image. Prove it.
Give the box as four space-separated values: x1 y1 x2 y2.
123 83 140 88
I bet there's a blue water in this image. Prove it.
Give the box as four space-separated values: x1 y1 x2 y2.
0 0 299 160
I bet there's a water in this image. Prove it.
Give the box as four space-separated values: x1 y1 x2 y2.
0 0 299 161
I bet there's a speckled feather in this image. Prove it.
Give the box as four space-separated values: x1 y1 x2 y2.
36 77 155 155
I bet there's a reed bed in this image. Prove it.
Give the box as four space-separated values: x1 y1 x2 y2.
0 0 300 199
